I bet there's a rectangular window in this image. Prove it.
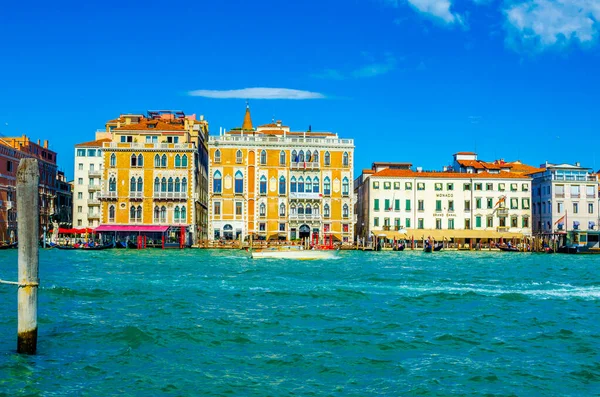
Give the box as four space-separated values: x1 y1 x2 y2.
373 181 379 189
435 183 442 191
555 184 565 197
448 200 454 211
474 183 482 191
510 198 518 209
557 202 563 213
406 200 411 211
487 216 493 228
76 149 86 156
383 182 391 190
522 183 529 192
87 149 96 157
510 183 518 191
384 199 390 211
374 199 380 211
259 223 266 231
77 206 82 213
435 200 442 211
417 183 425 190
418 218 424 229
464 200 471 211
486 183 493 191
279 223 286 232
77 192 82 199
464 183 471 191
405 182 412 190
394 199 400 211
476 198 482 209
78 178 83 185
465 219 471 230
522 217 529 228
393 182 400 190
435 219 442 229
475 216 482 228
384 218 390 227
448 218 454 229
235 202 242 216
511 217 518 228
214 202 221 215
498 183 505 191
586 185 596 198
447 183 454 191
487 198 493 209
589 203 594 214
417 200 424 211
522 198 530 209
405 218 411 228
78 163 83 170
78 220 82 226
573 203 578 213
374 217 379 227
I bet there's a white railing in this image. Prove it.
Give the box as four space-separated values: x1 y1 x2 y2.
88 199 101 206
88 170 102 177
87 213 100 219
103 142 194 150
209 135 354 146
153 192 188 200
289 192 322 200
100 191 118 199
88 185 101 191
289 214 321 221
291 161 320 170
129 192 143 200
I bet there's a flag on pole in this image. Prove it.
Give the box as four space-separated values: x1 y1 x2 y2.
554 214 566 225
494 196 506 207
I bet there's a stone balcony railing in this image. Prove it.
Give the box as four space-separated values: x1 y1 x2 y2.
153 192 188 200
88 185 101 192
88 170 102 178
289 192 322 200
289 214 321 221
291 161 320 170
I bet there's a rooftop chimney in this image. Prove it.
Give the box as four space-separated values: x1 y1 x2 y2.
44 140 48 148
575 162 581 167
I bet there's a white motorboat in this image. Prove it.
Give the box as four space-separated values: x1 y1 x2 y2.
250 245 339 260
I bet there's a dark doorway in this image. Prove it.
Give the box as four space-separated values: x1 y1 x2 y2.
299 224 310 239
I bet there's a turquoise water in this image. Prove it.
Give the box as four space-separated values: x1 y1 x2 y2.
0 249 599 396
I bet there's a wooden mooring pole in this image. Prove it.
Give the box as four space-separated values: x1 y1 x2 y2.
17 159 40 354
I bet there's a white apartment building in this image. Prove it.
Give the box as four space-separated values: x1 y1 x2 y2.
72 138 108 228
531 162 599 248
355 163 533 244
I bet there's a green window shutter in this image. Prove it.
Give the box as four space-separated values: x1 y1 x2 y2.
374 199 379 211
406 200 411 211
476 216 482 228
384 199 390 211
395 199 400 211
435 200 441 211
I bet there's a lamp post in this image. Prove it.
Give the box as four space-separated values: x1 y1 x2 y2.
42 226 46 249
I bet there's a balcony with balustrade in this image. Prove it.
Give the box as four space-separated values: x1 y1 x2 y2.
88 169 102 178
99 191 118 200
291 161 320 170
289 213 322 222
289 192 322 200
88 199 101 206
129 192 143 200
153 192 188 201
88 185 101 192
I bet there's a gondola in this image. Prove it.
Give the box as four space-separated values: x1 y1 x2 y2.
557 245 579 254
423 245 433 253
499 246 519 252
54 245 77 250
433 243 443 252
115 241 127 249
55 243 114 251
393 244 405 251
127 240 138 249
0 242 18 250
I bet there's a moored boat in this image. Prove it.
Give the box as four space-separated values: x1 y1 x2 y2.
251 245 338 260
499 246 520 252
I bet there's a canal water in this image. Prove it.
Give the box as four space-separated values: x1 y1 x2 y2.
0 249 599 396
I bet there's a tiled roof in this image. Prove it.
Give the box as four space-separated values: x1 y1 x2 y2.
75 138 112 148
455 151 477 155
504 161 545 174
114 120 186 131
372 168 531 180
362 169 375 174
457 160 485 169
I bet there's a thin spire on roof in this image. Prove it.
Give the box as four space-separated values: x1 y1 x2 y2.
242 101 253 131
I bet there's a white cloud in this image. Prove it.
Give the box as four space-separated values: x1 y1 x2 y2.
312 53 398 80
188 87 325 100
310 69 346 80
505 0 600 49
386 0 462 24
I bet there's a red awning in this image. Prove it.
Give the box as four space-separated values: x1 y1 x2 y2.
94 225 169 233
49 228 94 234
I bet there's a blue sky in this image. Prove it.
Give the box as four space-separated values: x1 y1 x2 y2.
1 0 599 179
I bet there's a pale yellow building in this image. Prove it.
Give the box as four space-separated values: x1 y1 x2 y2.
93 110 209 246
208 106 355 244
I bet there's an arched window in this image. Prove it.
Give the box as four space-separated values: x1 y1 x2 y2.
109 177 116 192
161 177 167 192
313 205 320 216
313 150 319 163
175 177 181 192
109 205 115 222
324 203 330 217
324 151 331 166
305 204 312 215
306 151 312 162
154 177 160 193
181 178 187 194
160 206 166 222
154 206 160 222
260 150 267 165
181 206 186 222
279 150 286 165
167 177 174 192
235 171 243 194
182 154 188 167
236 150 242 163
292 150 298 162
130 154 137 167
175 154 181 168
129 205 136 221
174 206 181 222
298 204 304 215
137 154 144 166
290 176 297 193
161 154 167 167
324 177 331 195
343 152 349 166
305 177 312 193
110 153 116 168
279 203 286 216
290 204 297 215
313 177 319 193
130 177 136 192
342 177 349 196
136 205 142 221
343 204 349 218
279 176 286 195
214 149 221 163
137 177 143 192
298 177 304 193
154 154 160 167
259 202 266 216
259 175 267 195
213 171 222 193
298 150 304 163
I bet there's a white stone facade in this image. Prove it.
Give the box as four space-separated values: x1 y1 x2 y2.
72 144 104 228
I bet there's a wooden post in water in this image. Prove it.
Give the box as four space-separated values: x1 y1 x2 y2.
17 159 40 355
